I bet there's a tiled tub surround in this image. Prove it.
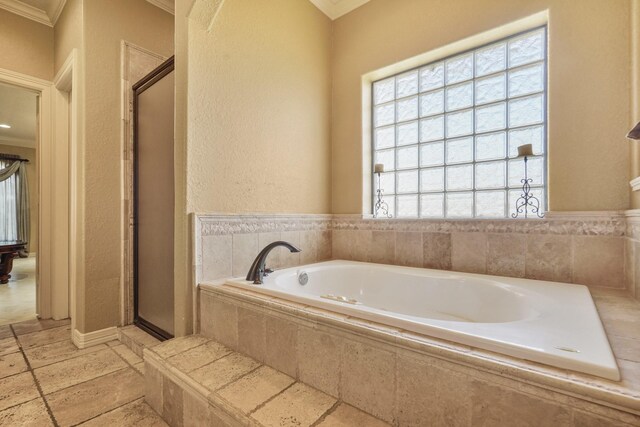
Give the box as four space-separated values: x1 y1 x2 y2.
194 212 632 295
625 211 640 299
332 212 629 290
195 214 333 285
194 213 640 425
198 284 640 426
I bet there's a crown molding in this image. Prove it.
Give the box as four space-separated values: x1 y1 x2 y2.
309 0 370 20
146 0 174 15
0 0 51 26
50 0 66 25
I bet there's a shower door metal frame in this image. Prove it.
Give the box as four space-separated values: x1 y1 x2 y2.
132 56 175 341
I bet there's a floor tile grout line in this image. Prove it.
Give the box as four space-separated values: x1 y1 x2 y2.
0 397 46 418
109 343 144 370
41 364 132 398
10 323 60 427
18 335 73 354
309 399 341 427
247 379 298 416
13 322 71 337
30 344 124 376
173 348 234 374
212 363 264 395
180 349 236 374
11 320 71 337
68 396 146 427
25 342 109 370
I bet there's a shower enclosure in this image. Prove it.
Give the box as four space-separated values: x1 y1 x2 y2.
132 57 175 339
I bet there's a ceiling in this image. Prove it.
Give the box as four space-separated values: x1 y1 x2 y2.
0 0 66 26
308 0 370 20
0 83 38 149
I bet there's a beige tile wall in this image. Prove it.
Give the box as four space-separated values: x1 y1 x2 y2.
195 212 631 291
625 213 640 300
195 215 333 284
332 214 628 289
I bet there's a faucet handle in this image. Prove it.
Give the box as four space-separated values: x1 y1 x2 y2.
264 267 274 276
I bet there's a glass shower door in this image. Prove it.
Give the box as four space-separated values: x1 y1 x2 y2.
133 57 175 339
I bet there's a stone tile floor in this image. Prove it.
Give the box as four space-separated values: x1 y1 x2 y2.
0 257 37 326
0 318 167 426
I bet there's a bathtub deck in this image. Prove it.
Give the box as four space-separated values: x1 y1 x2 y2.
588 287 640 393
200 280 640 423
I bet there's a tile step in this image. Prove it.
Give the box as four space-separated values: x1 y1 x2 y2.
144 334 389 427
118 325 161 358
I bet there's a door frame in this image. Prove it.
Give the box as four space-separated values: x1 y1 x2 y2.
52 50 78 323
120 41 167 328
132 56 175 340
0 65 61 320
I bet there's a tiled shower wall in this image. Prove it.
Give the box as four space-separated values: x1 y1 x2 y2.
195 212 634 293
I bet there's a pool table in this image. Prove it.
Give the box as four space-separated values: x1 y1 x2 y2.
0 241 26 284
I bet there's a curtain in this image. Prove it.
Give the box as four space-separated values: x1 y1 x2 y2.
0 159 29 244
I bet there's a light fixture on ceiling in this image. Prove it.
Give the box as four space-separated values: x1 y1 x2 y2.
0 124 11 129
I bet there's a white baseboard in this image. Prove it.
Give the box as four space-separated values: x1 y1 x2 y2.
72 326 118 349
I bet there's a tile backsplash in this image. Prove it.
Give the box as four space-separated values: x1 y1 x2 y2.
332 214 627 290
194 211 637 296
194 215 332 284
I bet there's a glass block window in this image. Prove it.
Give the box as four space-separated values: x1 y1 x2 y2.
372 27 547 219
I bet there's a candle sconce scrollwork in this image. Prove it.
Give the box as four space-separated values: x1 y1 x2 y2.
511 144 544 219
373 163 392 219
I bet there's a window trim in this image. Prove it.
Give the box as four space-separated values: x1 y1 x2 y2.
370 25 548 219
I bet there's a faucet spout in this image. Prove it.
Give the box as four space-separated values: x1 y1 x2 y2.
245 241 301 284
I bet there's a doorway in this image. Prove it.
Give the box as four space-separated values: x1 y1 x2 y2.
132 57 175 340
0 83 39 325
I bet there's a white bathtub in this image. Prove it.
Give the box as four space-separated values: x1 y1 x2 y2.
225 260 619 381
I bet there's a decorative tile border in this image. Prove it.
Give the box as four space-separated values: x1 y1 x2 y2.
332 212 627 236
197 214 333 236
195 212 626 239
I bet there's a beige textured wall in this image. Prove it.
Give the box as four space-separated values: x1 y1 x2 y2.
174 0 190 336
174 0 332 335
332 0 632 213
632 0 640 209
185 0 332 214
0 8 53 80
53 0 83 75
81 0 174 332
0 145 38 253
